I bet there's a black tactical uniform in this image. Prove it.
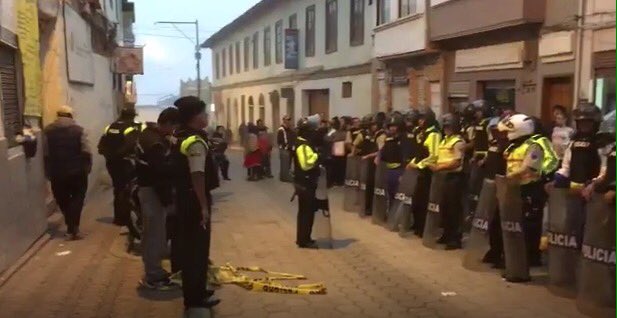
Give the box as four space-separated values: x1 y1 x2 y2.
173 127 219 308
98 118 141 225
484 128 508 266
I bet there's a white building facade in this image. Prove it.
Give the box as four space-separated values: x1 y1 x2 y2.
203 0 376 134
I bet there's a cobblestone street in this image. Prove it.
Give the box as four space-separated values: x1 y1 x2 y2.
0 153 590 318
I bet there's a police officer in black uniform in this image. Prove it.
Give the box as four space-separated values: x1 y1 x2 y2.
172 96 220 313
467 103 492 224
98 107 142 226
135 107 179 289
408 108 441 237
552 103 603 194
482 117 508 267
380 115 406 210
353 115 386 215
401 110 420 165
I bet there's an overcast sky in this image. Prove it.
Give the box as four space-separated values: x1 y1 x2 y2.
133 0 260 106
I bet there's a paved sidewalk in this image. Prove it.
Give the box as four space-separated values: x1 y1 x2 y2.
0 152 592 318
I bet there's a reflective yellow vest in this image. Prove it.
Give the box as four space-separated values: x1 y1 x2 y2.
296 137 319 171
505 134 558 184
437 134 464 172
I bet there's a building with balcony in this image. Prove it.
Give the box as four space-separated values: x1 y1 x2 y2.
430 0 546 115
202 0 376 133
373 0 444 117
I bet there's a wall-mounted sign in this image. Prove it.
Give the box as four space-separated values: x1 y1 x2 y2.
284 29 299 70
64 4 95 85
112 46 144 75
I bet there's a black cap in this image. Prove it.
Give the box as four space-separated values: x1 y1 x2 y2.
120 107 137 118
174 96 205 124
157 107 180 125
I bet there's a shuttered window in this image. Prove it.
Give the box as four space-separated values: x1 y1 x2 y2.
0 46 20 146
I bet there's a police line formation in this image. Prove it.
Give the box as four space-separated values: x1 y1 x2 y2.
278 101 615 317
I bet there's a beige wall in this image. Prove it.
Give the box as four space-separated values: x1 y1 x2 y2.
455 42 525 72
430 0 545 40
210 0 375 87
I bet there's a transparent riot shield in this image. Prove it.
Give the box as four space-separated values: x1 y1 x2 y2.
314 166 333 249
343 157 361 212
386 169 419 232
465 164 487 232
495 175 530 282
576 192 616 317
358 158 371 217
547 188 585 298
279 149 293 182
398 169 420 237
371 162 388 225
422 172 446 249
462 179 497 271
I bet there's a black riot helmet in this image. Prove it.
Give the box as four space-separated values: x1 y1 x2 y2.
573 102 603 123
374 112 387 129
573 102 603 135
462 103 476 123
597 109 616 146
472 99 493 118
387 113 405 132
441 113 461 133
360 114 372 129
417 107 437 128
404 109 420 127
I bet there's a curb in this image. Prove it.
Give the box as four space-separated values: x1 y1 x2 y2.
0 232 52 288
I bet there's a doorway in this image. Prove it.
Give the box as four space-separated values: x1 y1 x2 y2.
542 76 573 123
307 89 330 119
270 90 281 128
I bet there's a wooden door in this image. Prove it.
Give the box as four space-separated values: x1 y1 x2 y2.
542 76 573 123
270 91 280 128
308 89 329 119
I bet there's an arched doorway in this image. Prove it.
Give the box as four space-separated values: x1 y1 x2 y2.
233 99 239 135
258 93 266 125
270 90 281 128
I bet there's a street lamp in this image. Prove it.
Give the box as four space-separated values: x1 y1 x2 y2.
155 20 202 99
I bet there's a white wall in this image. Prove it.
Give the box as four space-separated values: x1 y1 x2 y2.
295 74 373 118
210 0 375 87
1 0 17 32
374 14 427 57
215 73 372 131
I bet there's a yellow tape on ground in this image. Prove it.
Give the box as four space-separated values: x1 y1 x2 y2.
171 263 327 295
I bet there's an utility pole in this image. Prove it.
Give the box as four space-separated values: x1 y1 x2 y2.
155 20 202 99
195 20 201 100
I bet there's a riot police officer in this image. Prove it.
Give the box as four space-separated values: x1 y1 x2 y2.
551 103 603 192
482 117 508 267
401 110 420 165
294 114 321 249
277 115 295 182
431 113 466 249
98 107 142 226
584 109 616 202
498 114 559 268
378 115 405 212
352 115 381 215
171 96 220 312
408 108 441 237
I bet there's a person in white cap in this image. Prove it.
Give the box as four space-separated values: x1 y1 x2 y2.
43 105 92 240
